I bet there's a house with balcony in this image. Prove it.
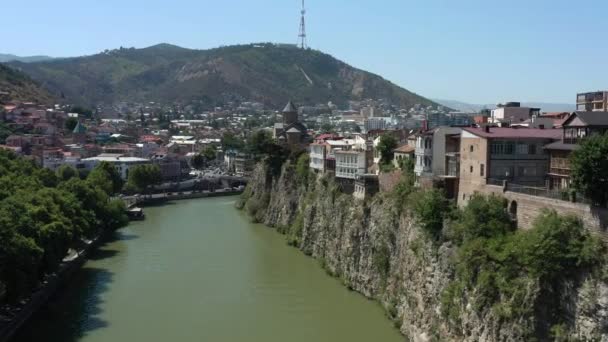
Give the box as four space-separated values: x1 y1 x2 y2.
459 126 561 205
545 111 608 190
577 91 608 112
335 149 368 180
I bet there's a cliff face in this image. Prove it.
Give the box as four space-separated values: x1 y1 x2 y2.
239 162 608 342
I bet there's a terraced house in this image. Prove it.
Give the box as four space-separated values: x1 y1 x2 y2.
458 126 561 205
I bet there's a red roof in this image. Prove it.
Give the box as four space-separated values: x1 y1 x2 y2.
394 145 415 153
463 127 561 139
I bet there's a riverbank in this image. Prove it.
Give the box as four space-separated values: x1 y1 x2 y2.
124 188 244 207
0 230 110 342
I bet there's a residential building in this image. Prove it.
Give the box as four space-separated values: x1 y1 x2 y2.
432 127 462 198
234 153 254 176
577 91 608 112
364 118 387 132
459 126 561 205
414 130 433 181
491 102 541 124
335 149 367 180
150 153 182 181
392 144 415 168
545 111 608 190
353 174 379 200
309 143 326 172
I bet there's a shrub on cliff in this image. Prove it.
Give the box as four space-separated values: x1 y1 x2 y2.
411 189 450 240
442 194 604 332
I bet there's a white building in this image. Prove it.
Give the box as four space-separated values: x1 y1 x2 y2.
335 150 367 180
43 156 98 173
414 132 433 178
491 102 541 124
82 154 151 180
309 143 326 172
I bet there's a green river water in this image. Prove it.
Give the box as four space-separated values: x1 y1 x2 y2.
14 197 403 342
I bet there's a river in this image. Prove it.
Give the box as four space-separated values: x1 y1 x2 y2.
14 197 403 342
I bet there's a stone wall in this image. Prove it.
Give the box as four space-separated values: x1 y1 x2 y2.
378 170 402 192
483 184 608 239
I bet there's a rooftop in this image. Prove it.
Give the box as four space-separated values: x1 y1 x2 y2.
463 127 561 139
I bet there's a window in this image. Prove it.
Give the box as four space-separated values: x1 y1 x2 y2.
480 164 485 177
470 166 473 173
470 145 474 152
516 143 528 155
528 144 536 155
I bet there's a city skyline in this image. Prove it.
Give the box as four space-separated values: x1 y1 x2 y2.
4 0 607 104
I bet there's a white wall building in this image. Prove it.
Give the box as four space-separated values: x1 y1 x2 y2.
82 154 151 180
335 150 367 180
414 133 433 178
309 143 326 172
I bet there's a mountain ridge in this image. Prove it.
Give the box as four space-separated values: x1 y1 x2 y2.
0 54 55 63
7 43 439 109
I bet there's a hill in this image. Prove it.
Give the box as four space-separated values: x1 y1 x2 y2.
8 43 438 108
433 98 575 113
0 63 55 104
0 54 54 63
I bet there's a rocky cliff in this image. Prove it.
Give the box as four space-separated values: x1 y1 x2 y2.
238 161 608 342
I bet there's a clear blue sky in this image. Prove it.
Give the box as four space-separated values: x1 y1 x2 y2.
4 0 608 104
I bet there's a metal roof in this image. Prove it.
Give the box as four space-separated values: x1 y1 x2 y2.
563 111 608 127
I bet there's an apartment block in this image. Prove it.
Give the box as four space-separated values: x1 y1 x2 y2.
577 91 608 112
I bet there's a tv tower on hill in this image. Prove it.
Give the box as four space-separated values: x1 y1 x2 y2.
298 0 307 49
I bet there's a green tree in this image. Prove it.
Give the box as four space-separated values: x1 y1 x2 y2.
249 130 273 156
191 154 205 170
570 133 608 206
376 134 397 165
202 146 217 161
222 132 244 150
127 164 162 193
320 122 335 133
56 165 78 182
412 189 449 240
65 117 78 131
87 161 123 195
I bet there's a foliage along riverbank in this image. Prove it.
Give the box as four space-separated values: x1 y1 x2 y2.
0 150 128 304
238 153 608 341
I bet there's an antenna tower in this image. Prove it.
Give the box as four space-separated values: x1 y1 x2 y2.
298 0 307 49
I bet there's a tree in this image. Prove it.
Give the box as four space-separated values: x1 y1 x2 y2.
191 154 205 170
87 161 123 195
201 146 217 161
65 117 78 131
222 132 244 150
376 134 397 165
127 164 162 193
57 165 78 182
249 130 273 156
320 122 335 133
570 133 608 206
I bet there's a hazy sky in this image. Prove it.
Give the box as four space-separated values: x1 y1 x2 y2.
4 0 607 104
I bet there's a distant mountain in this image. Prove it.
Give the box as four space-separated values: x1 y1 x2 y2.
7 43 439 108
0 64 54 103
433 99 575 113
0 54 54 63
